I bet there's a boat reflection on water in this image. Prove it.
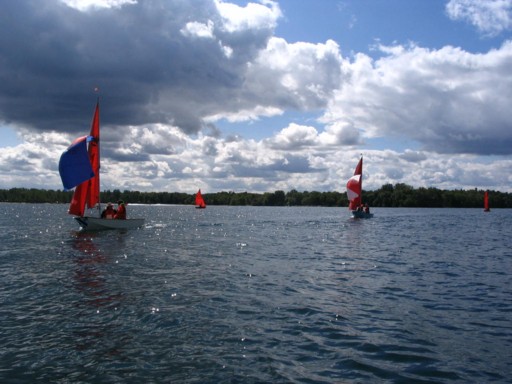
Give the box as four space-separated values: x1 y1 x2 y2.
71 232 107 304
70 231 129 355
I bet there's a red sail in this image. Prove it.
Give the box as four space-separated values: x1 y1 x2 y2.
68 102 101 216
346 157 363 210
195 189 206 208
353 156 362 176
87 102 100 209
484 191 490 212
69 182 89 216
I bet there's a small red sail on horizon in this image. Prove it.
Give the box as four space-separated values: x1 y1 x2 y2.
195 189 206 209
484 190 490 212
346 157 363 211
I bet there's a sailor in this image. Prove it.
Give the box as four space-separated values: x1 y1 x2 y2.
101 202 116 219
364 203 370 214
114 200 127 220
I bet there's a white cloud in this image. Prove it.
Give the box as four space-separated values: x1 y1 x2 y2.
246 38 343 110
267 123 318 149
2 121 512 193
0 1 343 138
318 122 361 146
181 20 215 39
322 41 512 155
61 0 136 11
2 1 512 195
215 0 282 33
206 106 284 123
446 0 512 36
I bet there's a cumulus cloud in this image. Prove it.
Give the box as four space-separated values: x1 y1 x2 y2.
215 0 282 33
62 0 136 11
399 150 428 163
322 41 512 155
245 38 343 111
0 0 341 138
318 122 361 146
1 0 512 194
446 0 512 36
266 123 318 149
2 120 512 193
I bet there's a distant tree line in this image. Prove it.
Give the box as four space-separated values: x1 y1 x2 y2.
0 184 511 208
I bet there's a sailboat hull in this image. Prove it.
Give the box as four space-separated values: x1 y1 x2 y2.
350 210 373 219
74 216 145 230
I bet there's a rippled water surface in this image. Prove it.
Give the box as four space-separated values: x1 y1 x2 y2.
1 204 511 383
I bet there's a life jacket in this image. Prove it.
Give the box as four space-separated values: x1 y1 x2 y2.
115 204 126 220
105 207 115 219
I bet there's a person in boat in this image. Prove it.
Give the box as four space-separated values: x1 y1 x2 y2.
364 203 370 214
114 200 127 220
101 202 116 219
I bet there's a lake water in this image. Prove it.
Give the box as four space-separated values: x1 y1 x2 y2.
0 203 511 383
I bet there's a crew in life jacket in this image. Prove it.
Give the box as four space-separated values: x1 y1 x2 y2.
114 200 127 220
101 202 116 219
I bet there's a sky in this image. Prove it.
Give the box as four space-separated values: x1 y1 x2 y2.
1 0 512 194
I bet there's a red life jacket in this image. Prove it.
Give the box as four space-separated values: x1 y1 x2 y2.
115 204 126 220
105 206 115 219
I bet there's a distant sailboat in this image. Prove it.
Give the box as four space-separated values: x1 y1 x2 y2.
346 156 373 219
483 191 490 212
59 101 144 230
195 189 206 209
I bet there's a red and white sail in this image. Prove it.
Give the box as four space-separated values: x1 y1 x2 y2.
346 157 363 210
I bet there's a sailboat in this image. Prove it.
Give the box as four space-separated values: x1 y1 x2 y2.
483 191 490 212
346 156 373 219
195 189 206 209
59 101 144 230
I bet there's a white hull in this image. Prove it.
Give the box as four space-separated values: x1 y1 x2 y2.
74 216 145 230
350 210 373 219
